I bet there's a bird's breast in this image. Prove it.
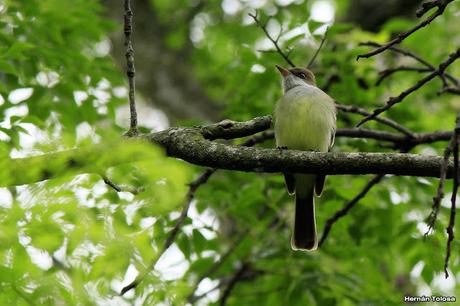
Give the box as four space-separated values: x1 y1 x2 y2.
274 87 336 152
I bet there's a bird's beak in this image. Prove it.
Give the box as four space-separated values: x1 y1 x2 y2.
276 65 290 77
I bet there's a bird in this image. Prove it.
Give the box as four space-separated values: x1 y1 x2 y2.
274 65 336 251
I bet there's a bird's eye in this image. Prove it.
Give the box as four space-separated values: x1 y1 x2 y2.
298 73 306 79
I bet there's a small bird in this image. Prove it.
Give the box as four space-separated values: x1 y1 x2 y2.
274 65 336 251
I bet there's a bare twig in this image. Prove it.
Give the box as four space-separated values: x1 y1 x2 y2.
102 175 144 194
440 86 460 95
249 11 295 67
444 115 460 278
425 115 460 237
361 42 459 88
307 27 329 68
335 103 414 137
124 0 138 136
356 0 455 60
356 48 460 127
376 66 432 86
318 174 385 246
362 43 436 69
417 0 454 18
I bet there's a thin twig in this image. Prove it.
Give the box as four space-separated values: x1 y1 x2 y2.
444 115 460 278
361 42 459 87
356 0 454 60
376 66 432 86
318 174 385 246
124 0 138 136
248 11 295 67
425 116 460 237
366 43 436 68
102 175 143 194
440 86 460 95
307 27 329 68
335 103 414 137
356 48 460 127
417 0 453 18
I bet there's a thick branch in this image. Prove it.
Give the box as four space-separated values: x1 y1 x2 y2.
146 124 456 178
2 117 457 188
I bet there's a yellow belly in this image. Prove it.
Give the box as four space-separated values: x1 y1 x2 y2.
274 86 336 152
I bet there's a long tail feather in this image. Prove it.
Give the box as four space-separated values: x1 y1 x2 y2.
291 189 317 251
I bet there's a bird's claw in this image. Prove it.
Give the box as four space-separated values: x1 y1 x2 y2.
277 146 288 153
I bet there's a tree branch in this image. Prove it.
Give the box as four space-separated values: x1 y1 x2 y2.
375 66 432 86
360 42 459 88
3 117 458 188
416 0 454 18
335 103 414 137
102 175 144 194
146 121 457 178
356 48 460 127
444 116 459 277
356 0 455 60
124 0 138 136
307 27 329 68
249 11 295 67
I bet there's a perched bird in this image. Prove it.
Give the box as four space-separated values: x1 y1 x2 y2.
274 65 336 251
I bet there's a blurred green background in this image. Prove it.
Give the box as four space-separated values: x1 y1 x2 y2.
1 0 460 305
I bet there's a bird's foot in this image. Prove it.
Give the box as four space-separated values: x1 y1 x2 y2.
277 146 288 153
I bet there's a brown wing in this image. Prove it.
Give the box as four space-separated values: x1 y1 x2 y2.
284 173 295 195
316 130 335 196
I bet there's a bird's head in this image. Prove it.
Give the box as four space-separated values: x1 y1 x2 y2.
276 65 316 92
